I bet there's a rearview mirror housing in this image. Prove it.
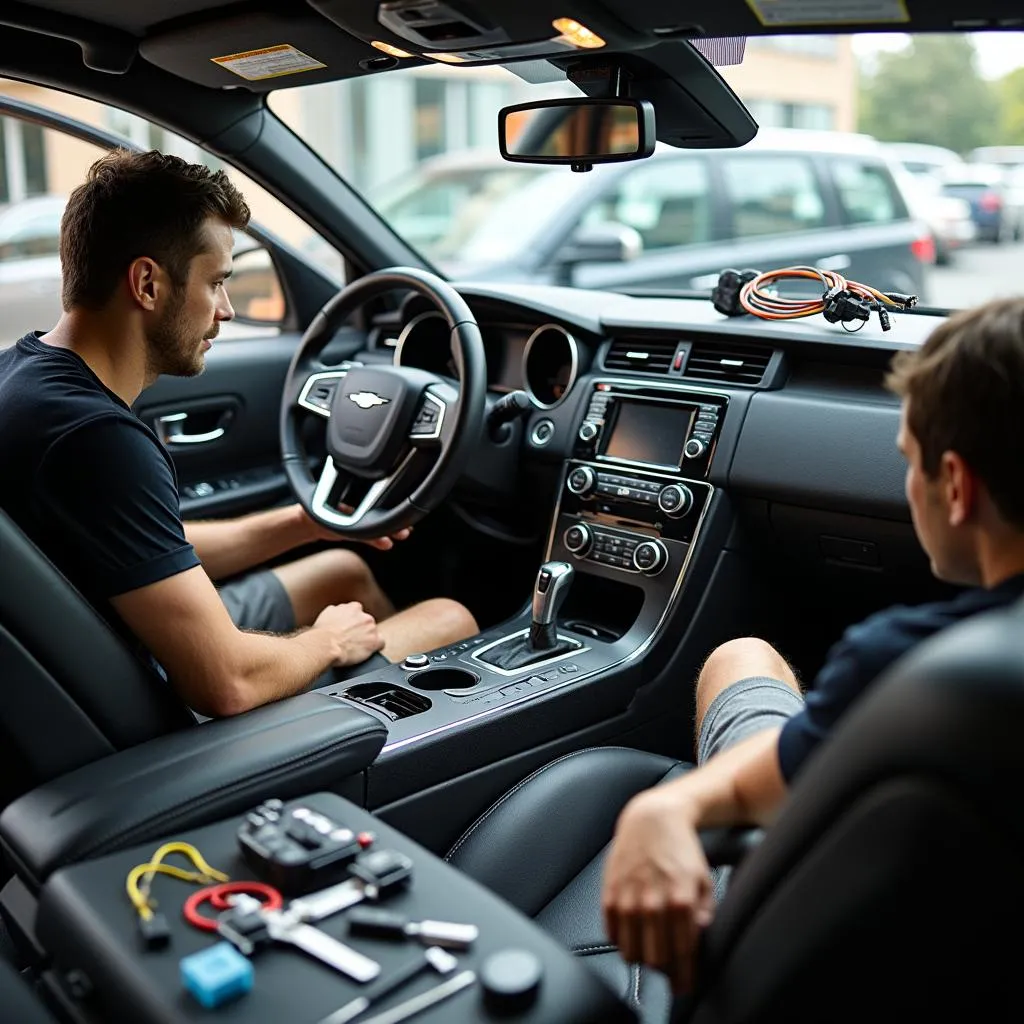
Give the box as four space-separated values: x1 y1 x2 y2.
498 98 656 170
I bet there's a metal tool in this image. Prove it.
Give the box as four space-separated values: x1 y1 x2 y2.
346 907 479 950
263 908 381 983
353 969 476 1024
316 947 458 1024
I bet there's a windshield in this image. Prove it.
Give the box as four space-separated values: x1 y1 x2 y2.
271 32 1024 310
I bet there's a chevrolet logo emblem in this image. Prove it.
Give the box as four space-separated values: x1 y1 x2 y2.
348 391 390 410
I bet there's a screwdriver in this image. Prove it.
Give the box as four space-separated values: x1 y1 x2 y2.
345 906 479 950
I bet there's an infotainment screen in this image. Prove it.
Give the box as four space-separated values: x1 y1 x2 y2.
602 400 695 469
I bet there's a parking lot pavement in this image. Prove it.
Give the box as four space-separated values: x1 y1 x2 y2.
928 239 1024 309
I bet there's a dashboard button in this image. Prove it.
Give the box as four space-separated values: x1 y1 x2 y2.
633 540 668 576
684 437 708 459
530 419 554 446
567 466 596 496
563 523 593 556
578 421 599 442
401 653 429 670
658 483 694 518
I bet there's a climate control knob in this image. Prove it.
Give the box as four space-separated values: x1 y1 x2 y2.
657 483 693 519
563 523 594 557
633 539 668 576
684 437 708 460
566 465 596 496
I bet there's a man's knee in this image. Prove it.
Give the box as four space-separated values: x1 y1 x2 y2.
316 547 374 585
698 637 796 704
415 597 478 643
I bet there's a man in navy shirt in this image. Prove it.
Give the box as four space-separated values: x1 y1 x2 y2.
601 297 1024 992
0 150 476 717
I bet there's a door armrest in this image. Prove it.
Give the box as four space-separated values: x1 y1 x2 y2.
0 693 385 890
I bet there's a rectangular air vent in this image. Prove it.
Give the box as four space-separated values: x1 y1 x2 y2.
604 336 677 374
684 339 773 386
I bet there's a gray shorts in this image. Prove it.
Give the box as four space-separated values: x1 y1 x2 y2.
697 675 805 767
218 569 295 634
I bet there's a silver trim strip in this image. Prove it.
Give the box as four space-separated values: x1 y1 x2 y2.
380 464 713 754
412 391 446 442
297 370 349 419
468 628 589 677
311 451 415 529
522 323 579 410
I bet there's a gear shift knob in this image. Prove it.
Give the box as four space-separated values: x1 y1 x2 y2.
530 560 574 650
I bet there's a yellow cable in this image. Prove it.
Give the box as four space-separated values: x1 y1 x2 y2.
125 841 230 922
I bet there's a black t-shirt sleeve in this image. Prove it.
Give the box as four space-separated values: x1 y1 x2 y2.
34 416 200 597
776 604 947 784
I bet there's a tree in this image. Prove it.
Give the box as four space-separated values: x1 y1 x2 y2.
999 66 1024 144
858 35 1001 154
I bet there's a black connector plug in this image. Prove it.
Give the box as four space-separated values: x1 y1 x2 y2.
712 268 759 317
823 290 871 326
886 292 918 309
138 913 171 949
876 305 892 332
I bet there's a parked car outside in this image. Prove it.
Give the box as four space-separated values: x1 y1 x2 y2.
369 127 932 301
890 165 975 264
939 163 1024 242
968 145 1024 171
884 141 965 179
0 194 281 346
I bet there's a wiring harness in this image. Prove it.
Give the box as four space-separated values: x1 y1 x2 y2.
712 266 917 332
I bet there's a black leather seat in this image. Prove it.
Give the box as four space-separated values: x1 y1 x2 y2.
0 507 383 805
448 595 1024 1023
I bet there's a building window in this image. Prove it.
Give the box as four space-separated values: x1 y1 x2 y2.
414 77 446 161
0 118 49 204
747 100 835 130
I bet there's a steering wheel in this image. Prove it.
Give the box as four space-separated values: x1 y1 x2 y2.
280 267 486 540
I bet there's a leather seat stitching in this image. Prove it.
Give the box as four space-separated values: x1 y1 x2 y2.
444 747 611 862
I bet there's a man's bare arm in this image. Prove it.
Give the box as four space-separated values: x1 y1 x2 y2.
184 504 315 581
111 566 380 716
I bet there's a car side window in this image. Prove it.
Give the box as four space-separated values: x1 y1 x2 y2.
722 156 826 237
830 159 904 224
580 158 712 250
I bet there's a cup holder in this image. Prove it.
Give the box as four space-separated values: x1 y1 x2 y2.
407 666 480 691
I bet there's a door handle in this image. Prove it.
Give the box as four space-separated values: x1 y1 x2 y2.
156 411 230 446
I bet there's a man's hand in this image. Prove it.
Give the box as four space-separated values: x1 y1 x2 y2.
299 505 412 551
602 787 715 995
313 601 384 666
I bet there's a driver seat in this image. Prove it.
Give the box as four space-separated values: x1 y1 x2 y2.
0 508 196 804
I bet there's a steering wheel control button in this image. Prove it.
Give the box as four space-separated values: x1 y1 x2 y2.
578 420 599 442
567 466 596 495
401 653 429 671
563 523 593 556
633 540 668 576
684 437 708 459
530 419 554 446
481 948 543 1013
658 483 694 518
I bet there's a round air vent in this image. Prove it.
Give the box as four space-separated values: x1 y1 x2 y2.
522 324 579 408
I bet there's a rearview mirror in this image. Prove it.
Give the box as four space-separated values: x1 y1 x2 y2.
499 98 656 170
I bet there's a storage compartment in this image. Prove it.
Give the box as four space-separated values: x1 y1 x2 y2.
559 573 644 640
405 667 479 691
340 682 432 719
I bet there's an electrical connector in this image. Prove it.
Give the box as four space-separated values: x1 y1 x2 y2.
822 290 872 326
138 913 172 949
712 268 760 317
885 292 918 309
876 305 892 332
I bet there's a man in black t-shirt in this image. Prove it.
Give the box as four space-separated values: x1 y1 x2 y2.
601 297 1024 993
0 150 477 716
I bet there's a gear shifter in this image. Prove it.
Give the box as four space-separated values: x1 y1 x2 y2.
477 560 581 671
529 561 574 650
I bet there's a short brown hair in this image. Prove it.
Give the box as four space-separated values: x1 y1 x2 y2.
885 298 1024 527
60 149 250 310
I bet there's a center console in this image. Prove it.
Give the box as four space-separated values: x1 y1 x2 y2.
313 378 728 771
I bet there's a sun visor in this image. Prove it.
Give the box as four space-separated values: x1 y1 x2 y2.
557 44 757 149
139 7 424 91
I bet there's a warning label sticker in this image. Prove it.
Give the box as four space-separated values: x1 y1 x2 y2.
745 0 909 26
212 44 326 81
